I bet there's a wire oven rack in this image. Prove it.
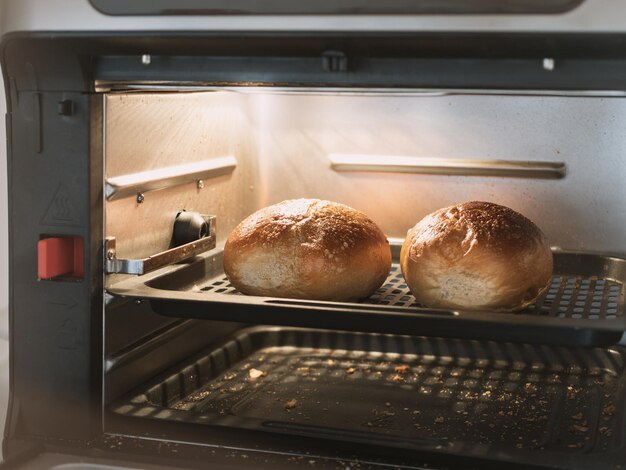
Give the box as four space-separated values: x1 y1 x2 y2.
107 244 626 347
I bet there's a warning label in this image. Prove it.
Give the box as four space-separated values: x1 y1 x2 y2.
41 184 80 227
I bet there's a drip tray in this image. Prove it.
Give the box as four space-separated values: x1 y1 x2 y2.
111 327 626 469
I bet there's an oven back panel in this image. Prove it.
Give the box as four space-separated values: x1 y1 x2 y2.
105 91 626 260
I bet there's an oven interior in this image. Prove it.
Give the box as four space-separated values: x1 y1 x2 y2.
4 25 626 469
102 89 626 468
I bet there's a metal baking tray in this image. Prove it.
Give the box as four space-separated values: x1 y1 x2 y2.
110 327 626 469
107 243 626 347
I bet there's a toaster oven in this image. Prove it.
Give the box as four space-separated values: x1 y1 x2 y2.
2 0 626 468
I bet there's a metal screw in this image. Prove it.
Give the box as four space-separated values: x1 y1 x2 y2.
197 180 204 189
141 54 151 65
106 249 115 260
542 58 555 71
136 193 145 204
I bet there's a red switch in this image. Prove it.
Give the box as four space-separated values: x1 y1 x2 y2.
38 236 84 280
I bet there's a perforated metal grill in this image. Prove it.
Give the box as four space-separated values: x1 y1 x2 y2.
194 263 625 320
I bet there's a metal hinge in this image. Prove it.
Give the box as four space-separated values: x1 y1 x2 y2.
105 214 216 275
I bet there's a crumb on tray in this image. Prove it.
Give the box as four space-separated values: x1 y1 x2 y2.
248 368 267 380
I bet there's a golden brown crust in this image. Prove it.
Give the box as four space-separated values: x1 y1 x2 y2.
224 199 392 301
400 201 553 312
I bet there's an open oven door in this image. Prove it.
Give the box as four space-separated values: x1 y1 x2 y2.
0 440 355 470
0 449 178 470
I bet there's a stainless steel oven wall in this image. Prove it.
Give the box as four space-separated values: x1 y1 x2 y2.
105 91 625 257
104 92 261 260
3 0 626 33
251 93 626 254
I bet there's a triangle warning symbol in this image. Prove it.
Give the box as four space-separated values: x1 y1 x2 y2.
41 184 80 227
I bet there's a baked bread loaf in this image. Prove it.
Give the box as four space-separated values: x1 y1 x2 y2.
400 201 553 312
224 199 392 301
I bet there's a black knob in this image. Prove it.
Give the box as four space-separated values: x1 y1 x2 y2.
172 211 208 247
